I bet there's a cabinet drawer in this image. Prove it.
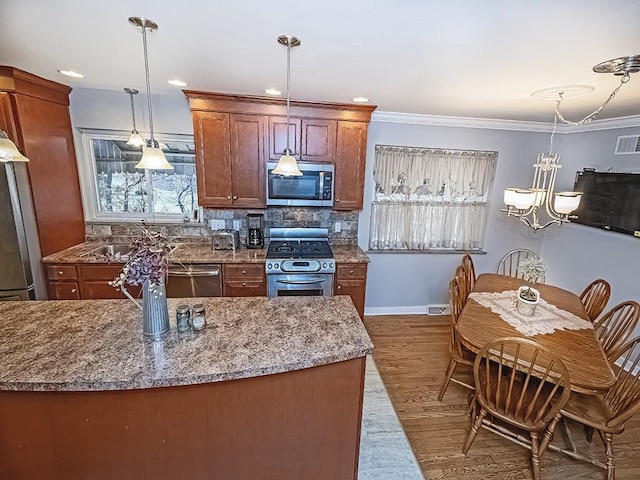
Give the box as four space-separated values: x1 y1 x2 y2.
46 265 78 281
223 264 265 280
80 264 124 280
223 279 266 297
336 264 367 280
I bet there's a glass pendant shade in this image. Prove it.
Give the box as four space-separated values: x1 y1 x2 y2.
127 131 146 147
135 140 173 170
531 188 547 207
554 192 582 214
503 188 520 206
272 150 303 176
0 131 29 162
512 189 535 210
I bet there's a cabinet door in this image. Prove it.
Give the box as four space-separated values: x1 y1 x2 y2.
334 121 368 211
49 281 80 300
268 116 301 160
229 114 266 208
301 119 336 163
335 263 367 320
193 111 232 206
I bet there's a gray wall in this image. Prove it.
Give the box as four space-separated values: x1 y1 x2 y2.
541 126 640 330
359 120 547 314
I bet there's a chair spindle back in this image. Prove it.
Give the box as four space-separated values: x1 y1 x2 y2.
580 279 611 322
604 336 640 428
594 301 640 359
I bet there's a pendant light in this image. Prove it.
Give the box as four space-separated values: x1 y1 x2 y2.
128 16 173 170
272 35 302 177
124 88 145 147
0 131 29 162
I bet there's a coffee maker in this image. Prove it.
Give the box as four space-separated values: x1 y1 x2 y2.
247 213 264 249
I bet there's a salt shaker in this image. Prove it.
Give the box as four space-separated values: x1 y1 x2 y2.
192 303 206 331
176 304 191 333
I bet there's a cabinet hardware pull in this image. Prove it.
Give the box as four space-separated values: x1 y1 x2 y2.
71 288 77 293
349 270 354 274
336 199 340 202
58 271 64 275
242 270 246 274
233 196 238 200
242 282 247 286
227 195 231 199
337 285 342 290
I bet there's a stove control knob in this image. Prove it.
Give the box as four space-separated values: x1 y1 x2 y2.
322 263 328 269
274 263 279 269
329 262 334 269
267 263 273 270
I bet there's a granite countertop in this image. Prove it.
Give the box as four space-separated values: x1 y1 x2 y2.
0 296 373 392
42 241 369 264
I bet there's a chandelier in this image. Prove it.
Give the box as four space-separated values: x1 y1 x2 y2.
503 54 640 231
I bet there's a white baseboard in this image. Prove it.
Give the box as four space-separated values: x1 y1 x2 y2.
364 306 428 316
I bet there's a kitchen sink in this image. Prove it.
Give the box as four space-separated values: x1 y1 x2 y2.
89 243 132 260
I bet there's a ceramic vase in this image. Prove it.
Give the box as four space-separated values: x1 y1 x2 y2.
516 285 540 317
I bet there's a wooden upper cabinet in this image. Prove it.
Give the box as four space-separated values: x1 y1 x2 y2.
0 68 85 257
334 121 368 210
229 114 265 208
192 111 233 207
268 116 300 160
183 91 376 211
300 119 336 163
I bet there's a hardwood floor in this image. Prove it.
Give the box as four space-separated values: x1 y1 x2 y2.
363 314 640 479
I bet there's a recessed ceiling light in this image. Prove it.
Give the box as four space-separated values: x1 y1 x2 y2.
352 96 369 103
265 88 282 96
168 79 188 87
57 69 84 78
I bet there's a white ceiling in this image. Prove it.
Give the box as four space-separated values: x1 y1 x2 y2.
1 0 639 123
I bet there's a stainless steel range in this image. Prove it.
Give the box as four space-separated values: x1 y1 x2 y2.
266 228 335 298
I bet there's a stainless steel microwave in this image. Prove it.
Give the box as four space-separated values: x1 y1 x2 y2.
266 162 334 207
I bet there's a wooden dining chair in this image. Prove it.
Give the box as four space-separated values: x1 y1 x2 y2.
455 265 471 302
496 249 544 282
553 336 640 480
580 279 611 322
594 301 640 360
461 253 476 291
464 337 571 480
438 277 475 401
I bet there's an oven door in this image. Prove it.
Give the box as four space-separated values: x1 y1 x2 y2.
267 273 334 297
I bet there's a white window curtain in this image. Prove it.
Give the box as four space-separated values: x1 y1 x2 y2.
369 145 497 251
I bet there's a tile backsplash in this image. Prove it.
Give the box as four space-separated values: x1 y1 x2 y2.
86 207 359 245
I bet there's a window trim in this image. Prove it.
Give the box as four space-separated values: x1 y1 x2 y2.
76 128 198 223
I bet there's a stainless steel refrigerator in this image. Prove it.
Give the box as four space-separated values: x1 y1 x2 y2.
0 162 45 300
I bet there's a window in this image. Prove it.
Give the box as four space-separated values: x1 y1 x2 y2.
369 145 497 251
80 129 198 221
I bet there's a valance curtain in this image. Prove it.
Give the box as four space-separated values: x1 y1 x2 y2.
369 145 497 251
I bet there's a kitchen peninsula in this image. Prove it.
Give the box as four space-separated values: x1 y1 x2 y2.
0 296 373 480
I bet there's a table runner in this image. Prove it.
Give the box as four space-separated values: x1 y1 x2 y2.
468 290 593 336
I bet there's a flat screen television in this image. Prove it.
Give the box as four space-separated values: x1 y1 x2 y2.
572 169 640 237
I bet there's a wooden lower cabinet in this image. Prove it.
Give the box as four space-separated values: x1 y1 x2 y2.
48 281 80 300
45 264 141 300
335 263 367 320
222 263 266 297
0 357 365 480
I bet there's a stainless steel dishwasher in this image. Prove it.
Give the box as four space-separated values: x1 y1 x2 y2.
166 264 222 298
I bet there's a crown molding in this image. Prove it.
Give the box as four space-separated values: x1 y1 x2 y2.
371 111 640 133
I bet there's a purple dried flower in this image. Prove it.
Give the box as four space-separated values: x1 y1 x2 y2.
110 224 173 290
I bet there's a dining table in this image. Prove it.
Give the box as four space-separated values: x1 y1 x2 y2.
456 273 615 394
